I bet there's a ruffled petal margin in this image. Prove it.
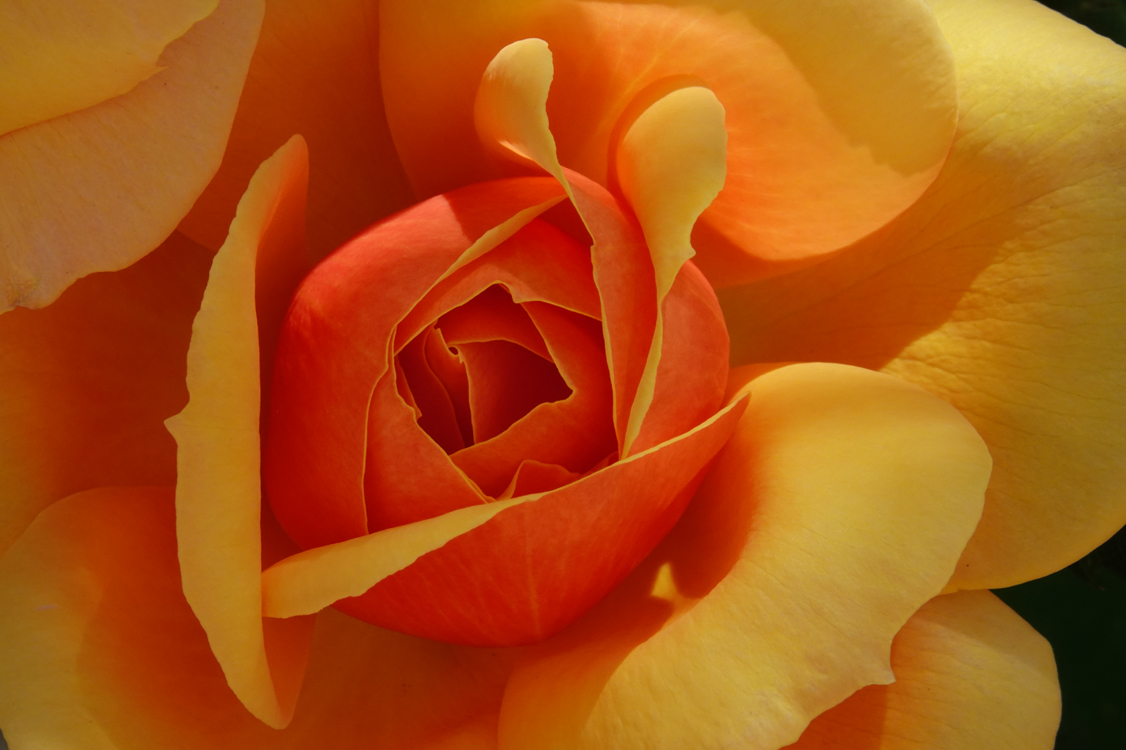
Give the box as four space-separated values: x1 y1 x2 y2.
787 591 1060 750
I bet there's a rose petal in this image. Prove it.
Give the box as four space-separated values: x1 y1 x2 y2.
0 487 514 749
263 396 746 646
720 0 1126 589
0 231 211 559
0 0 216 136
0 0 262 311
266 177 566 549
178 0 415 260
786 590 1060 750
165 136 312 728
497 363 989 749
616 85 727 454
380 0 957 283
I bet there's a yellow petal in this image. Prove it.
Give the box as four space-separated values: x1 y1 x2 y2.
498 363 990 749
0 0 216 136
615 85 727 454
721 0 1126 589
178 0 414 261
787 591 1060 749
165 136 312 729
0 231 212 559
0 487 515 748
0 0 262 311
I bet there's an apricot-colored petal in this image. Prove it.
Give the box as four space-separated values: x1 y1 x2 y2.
0 487 515 748
475 38 567 187
497 363 990 749
787 590 1060 750
616 85 726 301
0 231 211 559
721 0 1126 589
178 0 414 260
165 137 312 729
0 0 216 136
617 85 727 454
267 177 565 549
380 0 957 283
0 0 262 311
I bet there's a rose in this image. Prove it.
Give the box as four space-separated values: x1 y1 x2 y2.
0 0 1123 748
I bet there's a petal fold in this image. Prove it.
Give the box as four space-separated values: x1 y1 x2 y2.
788 591 1060 750
165 136 312 728
0 0 262 311
0 0 216 136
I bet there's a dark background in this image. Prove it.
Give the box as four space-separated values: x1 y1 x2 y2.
0 2 1123 750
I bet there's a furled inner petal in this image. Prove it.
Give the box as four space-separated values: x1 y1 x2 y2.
265 176 567 550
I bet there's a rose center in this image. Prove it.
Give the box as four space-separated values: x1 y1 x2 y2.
395 284 573 454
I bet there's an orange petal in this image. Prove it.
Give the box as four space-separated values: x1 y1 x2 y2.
720 0 1126 589
0 487 514 748
787 591 1059 749
0 230 212 559
0 0 216 136
266 177 566 550
165 136 313 728
264 397 746 646
497 363 990 749
0 0 262 311
380 0 957 283
178 0 415 261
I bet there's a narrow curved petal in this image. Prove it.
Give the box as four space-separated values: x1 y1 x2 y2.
616 85 727 454
0 0 262 311
177 0 415 260
0 0 216 136
165 137 313 728
788 591 1059 750
0 231 212 559
380 0 957 283
0 487 515 748
497 363 990 749
720 0 1126 589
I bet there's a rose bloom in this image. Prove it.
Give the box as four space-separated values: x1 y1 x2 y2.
1 0 1125 748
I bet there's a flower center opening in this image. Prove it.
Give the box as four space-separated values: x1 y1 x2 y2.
395 284 573 457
